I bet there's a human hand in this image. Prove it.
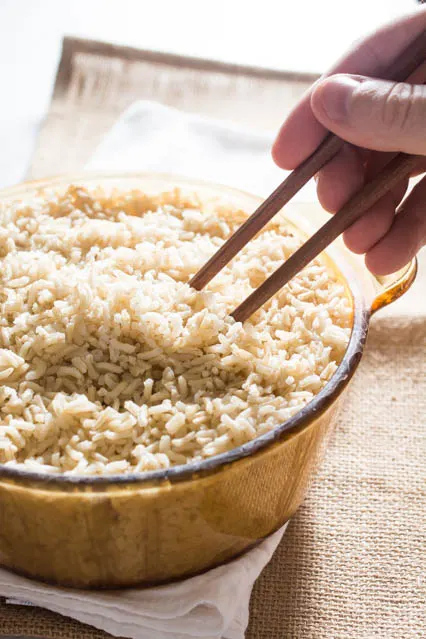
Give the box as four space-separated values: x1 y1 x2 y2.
272 8 426 275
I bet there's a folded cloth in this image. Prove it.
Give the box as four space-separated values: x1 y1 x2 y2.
0 526 286 639
86 99 317 200
0 101 298 639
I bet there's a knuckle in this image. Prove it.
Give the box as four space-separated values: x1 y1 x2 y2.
380 83 426 135
380 82 414 132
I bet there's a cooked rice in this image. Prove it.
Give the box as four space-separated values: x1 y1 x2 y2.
0 185 352 475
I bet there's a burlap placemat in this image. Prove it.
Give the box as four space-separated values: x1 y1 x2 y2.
1 38 425 639
27 37 316 180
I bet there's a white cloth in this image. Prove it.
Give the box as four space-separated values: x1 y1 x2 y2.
87 100 317 200
0 526 286 639
0 101 297 639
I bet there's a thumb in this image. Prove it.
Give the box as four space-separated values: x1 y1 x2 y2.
311 74 426 155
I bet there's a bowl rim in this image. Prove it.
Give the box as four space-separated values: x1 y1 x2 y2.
0 172 369 489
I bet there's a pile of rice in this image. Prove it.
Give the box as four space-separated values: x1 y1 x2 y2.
0 185 352 475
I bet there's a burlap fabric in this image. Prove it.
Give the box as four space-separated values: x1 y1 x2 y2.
0 38 424 639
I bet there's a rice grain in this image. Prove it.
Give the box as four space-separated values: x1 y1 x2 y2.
0 185 352 475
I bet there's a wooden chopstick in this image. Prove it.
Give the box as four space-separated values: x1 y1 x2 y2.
189 28 426 299
190 132 343 290
231 151 423 322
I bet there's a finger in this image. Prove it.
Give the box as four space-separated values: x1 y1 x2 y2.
365 175 426 275
316 144 364 212
272 7 426 169
365 150 398 179
408 157 426 177
316 145 408 216
350 145 426 179
364 153 410 205
343 187 407 255
311 75 426 154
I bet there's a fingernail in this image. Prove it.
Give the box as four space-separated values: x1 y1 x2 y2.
316 76 361 123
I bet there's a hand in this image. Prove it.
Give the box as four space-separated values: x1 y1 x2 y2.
272 8 426 275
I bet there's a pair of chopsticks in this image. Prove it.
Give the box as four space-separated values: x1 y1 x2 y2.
190 29 426 323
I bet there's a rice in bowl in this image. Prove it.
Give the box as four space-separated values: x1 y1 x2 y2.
0 185 352 475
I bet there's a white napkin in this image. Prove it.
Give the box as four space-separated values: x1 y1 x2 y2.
0 101 298 639
87 100 317 200
0 526 286 639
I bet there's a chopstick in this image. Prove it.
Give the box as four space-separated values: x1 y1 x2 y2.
190 132 343 290
231 151 422 321
189 28 426 319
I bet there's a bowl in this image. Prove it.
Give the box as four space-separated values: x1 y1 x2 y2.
0 173 417 588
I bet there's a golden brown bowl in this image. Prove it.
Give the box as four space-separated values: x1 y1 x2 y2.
0 173 417 588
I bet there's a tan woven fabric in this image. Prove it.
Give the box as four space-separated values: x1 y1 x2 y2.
28 37 316 180
1 37 425 639
248 315 426 639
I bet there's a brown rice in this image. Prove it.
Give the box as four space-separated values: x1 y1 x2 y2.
0 185 352 475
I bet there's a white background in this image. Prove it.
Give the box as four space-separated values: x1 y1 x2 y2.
0 0 419 187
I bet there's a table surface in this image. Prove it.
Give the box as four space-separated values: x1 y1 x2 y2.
0 0 417 188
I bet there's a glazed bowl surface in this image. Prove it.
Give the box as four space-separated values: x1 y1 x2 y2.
0 173 416 587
